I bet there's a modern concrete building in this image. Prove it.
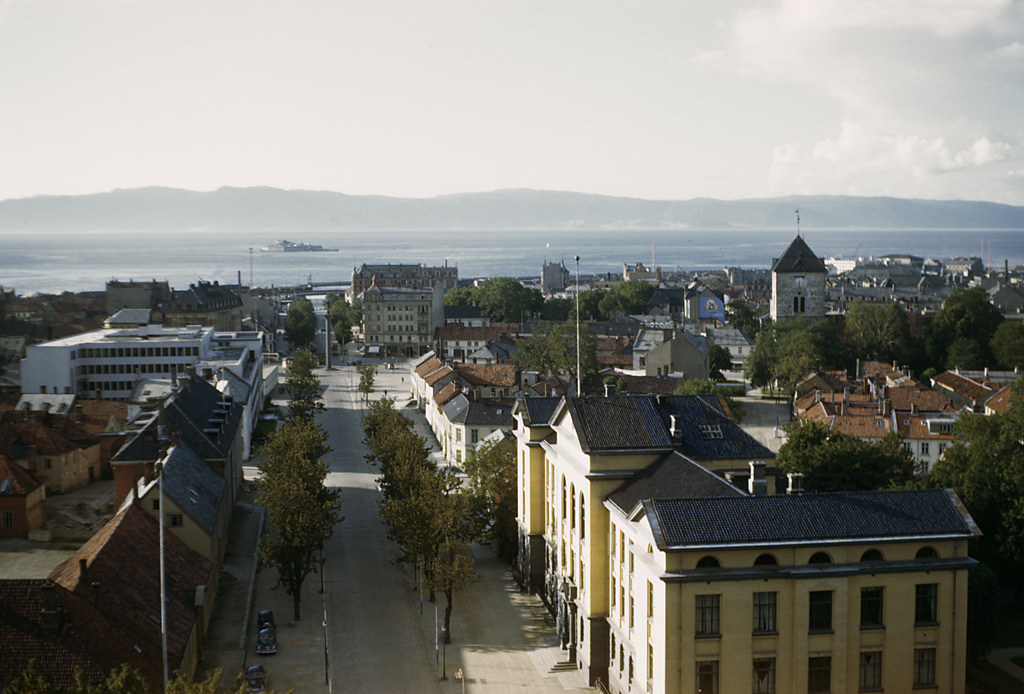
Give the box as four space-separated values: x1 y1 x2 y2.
19 325 262 403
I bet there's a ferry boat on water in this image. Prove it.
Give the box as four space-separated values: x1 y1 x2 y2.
260 239 337 252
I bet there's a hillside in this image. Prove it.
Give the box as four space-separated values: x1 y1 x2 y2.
1 187 1022 232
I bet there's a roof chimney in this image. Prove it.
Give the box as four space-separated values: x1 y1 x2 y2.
669 414 681 439
78 558 88 578
40 581 63 634
787 472 804 494
748 461 767 496
604 383 613 397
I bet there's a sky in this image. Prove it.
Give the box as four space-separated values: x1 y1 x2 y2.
1 0 1022 204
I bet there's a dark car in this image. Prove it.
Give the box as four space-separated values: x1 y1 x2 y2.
257 609 275 631
245 665 267 694
256 626 278 655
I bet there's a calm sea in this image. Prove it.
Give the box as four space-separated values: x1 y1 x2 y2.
1 228 1022 295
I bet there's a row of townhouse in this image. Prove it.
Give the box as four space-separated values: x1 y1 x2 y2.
410 352 517 465
515 393 979 694
0 374 246 691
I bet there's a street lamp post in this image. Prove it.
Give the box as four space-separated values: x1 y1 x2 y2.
441 627 448 680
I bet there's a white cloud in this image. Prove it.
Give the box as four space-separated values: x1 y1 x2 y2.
769 120 1024 200
993 40 1024 59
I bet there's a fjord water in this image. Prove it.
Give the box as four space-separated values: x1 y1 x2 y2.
2 227 1022 294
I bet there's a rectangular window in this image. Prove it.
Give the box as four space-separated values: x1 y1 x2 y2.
808 656 831 694
470 429 478 444
859 651 882 691
913 648 936 687
169 514 184 527
915 584 938 625
921 442 930 455
860 587 884 629
809 590 833 632
696 661 718 694
753 591 777 634
647 581 654 619
695 594 720 637
753 658 776 694
1 510 14 530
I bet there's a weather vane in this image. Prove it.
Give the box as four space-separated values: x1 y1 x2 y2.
795 209 801 236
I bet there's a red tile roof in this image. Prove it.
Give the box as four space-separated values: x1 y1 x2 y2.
887 386 954 414
415 356 443 378
48 504 211 689
932 371 994 402
985 385 1015 414
453 363 517 388
0 454 41 495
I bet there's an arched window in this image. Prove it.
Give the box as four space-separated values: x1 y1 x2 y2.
580 496 586 539
915 546 938 559
569 484 576 529
696 556 720 569
808 552 832 565
793 296 800 313
754 553 778 566
799 296 806 312
861 549 884 562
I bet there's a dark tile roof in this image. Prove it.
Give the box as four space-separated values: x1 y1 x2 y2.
565 394 774 460
159 441 226 535
654 395 775 461
444 305 484 320
463 402 515 426
771 235 828 274
646 488 978 549
519 396 561 426
0 579 107 690
607 452 744 515
567 396 673 451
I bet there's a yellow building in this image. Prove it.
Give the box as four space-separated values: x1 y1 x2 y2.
515 393 979 693
514 394 776 685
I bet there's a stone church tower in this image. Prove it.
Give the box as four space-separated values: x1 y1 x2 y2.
771 235 828 322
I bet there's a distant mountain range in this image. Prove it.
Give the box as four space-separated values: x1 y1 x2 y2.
1 187 1022 232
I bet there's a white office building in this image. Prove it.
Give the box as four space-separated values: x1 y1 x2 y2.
21 325 263 402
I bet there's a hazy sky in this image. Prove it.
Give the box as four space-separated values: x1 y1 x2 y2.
1 0 1022 203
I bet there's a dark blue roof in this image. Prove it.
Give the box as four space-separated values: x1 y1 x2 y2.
565 394 774 460
646 489 978 549
607 452 744 515
519 396 561 426
771 235 828 274
160 441 226 534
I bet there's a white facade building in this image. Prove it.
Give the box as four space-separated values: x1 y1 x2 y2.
21 325 263 403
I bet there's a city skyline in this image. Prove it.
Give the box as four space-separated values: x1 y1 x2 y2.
1 0 1023 205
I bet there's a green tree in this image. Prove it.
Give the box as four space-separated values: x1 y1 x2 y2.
921 287 1003 370
463 440 517 560
596 280 654 319
725 300 763 339
443 285 478 307
708 344 732 380
367 403 478 642
255 419 342 621
930 380 1024 591
514 321 599 389
357 363 376 402
990 321 1024 370
777 419 915 492
575 288 606 321
473 277 543 323
284 296 317 349
745 318 847 393
844 301 913 364
539 297 573 321
325 294 360 348
284 349 324 423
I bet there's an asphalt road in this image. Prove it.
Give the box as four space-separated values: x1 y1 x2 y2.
317 362 441 693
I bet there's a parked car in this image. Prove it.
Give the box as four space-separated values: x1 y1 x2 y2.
245 665 267 693
256 626 278 655
258 609 275 631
